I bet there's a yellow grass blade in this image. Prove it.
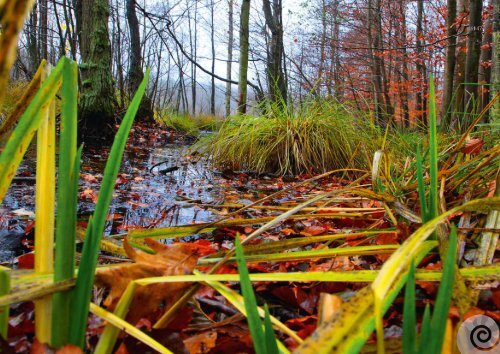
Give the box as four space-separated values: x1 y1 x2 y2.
34 66 56 344
371 197 500 354
89 303 173 354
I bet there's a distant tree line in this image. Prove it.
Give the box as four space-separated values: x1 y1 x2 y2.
12 0 498 141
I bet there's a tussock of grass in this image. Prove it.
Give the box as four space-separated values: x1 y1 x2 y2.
197 102 380 175
156 111 223 135
0 81 29 119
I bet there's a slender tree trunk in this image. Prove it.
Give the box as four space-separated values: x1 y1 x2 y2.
112 0 125 110
478 3 492 121
416 0 428 126
396 0 410 127
492 0 499 124
367 0 384 125
192 1 198 115
27 4 39 75
464 0 483 125
39 0 48 60
126 0 153 121
225 0 234 117
237 0 250 114
318 0 327 95
210 0 216 115
441 0 458 126
77 0 115 143
453 0 469 123
262 0 287 106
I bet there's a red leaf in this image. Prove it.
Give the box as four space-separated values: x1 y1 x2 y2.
17 253 34 269
461 138 484 155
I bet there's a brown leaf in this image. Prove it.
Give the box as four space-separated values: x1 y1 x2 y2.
461 138 484 155
95 238 198 324
300 225 327 236
184 331 217 354
30 339 82 354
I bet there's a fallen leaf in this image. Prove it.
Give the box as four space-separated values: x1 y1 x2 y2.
300 225 327 236
184 331 217 354
12 208 35 218
95 238 198 324
17 253 35 269
30 338 82 353
461 138 484 155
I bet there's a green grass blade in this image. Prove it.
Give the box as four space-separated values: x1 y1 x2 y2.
263 304 280 354
416 144 428 222
402 262 416 354
0 57 65 203
235 236 266 354
51 59 79 347
0 266 10 339
69 69 150 348
428 76 439 225
417 305 431 354
428 225 457 354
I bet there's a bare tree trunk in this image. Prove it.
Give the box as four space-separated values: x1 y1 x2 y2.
112 0 125 110
27 4 39 75
478 3 492 121
492 0 499 124
39 0 48 60
225 0 234 117
126 0 153 121
464 0 483 125
210 0 216 115
441 0 457 126
396 0 410 127
237 0 250 114
415 0 428 126
262 0 287 106
367 0 384 125
453 0 469 123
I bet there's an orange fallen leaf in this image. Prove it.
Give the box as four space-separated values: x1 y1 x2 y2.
300 225 326 236
30 338 82 353
184 331 217 354
95 238 198 324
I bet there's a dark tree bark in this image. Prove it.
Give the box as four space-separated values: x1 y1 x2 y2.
441 0 457 126
27 4 39 75
366 0 386 126
126 0 153 121
237 0 250 114
210 0 216 115
415 0 428 126
478 3 492 121
493 0 500 123
225 0 234 117
39 0 48 60
262 0 287 106
453 0 469 122
76 0 116 143
396 0 410 127
464 0 483 123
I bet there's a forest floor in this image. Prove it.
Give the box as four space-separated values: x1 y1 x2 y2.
1 124 498 353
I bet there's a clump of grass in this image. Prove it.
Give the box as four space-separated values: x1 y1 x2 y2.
197 101 380 175
156 110 223 135
0 81 29 119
